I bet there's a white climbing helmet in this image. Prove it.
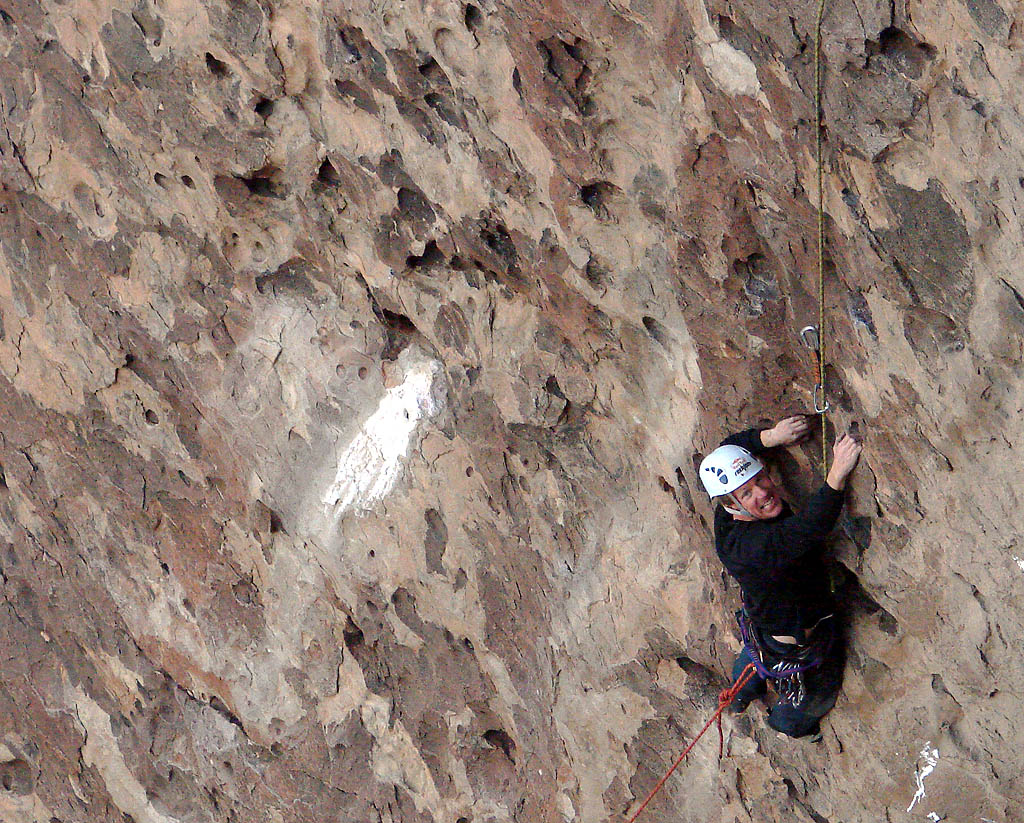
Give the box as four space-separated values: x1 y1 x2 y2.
698 445 764 498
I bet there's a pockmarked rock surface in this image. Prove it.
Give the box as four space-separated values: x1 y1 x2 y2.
1 0 1022 820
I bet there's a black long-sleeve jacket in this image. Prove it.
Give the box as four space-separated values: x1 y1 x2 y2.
713 428 844 636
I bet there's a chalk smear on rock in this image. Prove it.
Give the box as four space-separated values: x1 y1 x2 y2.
907 741 940 813
322 353 443 516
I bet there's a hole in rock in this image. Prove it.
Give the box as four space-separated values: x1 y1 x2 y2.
144 409 159 425
584 258 610 288
675 654 720 686
379 308 418 361
562 38 587 63
232 578 256 606
464 4 483 32
254 97 274 118
237 169 281 199
537 35 593 110
334 79 378 113
153 173 169 188
480 221 517 267
268 509 285 534
417 56 445 81
641 315 670 347
512 67 522 95
209 696 243 729
393 101 438 148
406 239 445 269
879 26 936 60
0 464 7 489
483 729 516 762
580 181 617 216
342 617 364 650
871 27 935 78
205 52 230 77
317 157 340 186
339 28 362 63
424 508 448 574
840 513 872 552
181 175 195 189
544 375 565 399
0 759 33 795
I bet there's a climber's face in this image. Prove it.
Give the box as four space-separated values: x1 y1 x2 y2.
731 471 782 520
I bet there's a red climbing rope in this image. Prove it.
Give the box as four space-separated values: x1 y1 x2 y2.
623 663 759 823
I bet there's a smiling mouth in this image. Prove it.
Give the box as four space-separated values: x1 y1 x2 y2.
759 498 777 512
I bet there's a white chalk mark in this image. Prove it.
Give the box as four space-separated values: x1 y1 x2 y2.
926 813 943 822
322 355 442 515
907 741 939 812
1013 556 1024 573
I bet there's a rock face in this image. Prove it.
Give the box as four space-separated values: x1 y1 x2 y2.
1 0 1023 820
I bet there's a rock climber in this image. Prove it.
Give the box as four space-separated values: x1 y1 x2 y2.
698 415 862 739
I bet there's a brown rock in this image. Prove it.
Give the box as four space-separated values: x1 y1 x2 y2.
1 1 1022 821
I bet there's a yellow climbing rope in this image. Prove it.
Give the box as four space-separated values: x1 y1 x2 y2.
814 0 829 475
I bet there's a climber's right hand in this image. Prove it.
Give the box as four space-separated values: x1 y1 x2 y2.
826 432 863 491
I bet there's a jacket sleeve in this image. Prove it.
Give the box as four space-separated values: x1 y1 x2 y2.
720 427 767 455
726 483 845 570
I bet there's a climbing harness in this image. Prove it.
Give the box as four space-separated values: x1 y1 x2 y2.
623 664 759 823
736 610 833 680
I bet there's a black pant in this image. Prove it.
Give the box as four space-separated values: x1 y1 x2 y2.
731 629 844 738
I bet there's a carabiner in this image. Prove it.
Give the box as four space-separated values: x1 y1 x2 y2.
813 382 830 414
799 325 821 352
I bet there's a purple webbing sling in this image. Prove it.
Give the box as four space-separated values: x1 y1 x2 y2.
737 611 831 680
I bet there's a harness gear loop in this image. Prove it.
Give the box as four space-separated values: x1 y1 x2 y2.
623 664 758 823
813 0 830 475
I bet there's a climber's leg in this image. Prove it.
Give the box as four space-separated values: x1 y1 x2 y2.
767 637 844 738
